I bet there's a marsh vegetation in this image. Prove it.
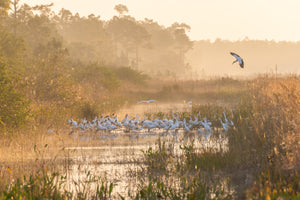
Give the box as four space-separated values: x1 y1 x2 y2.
0 1 299 199
1 76 299 199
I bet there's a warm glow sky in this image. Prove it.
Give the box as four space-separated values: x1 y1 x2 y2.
20 0 300 41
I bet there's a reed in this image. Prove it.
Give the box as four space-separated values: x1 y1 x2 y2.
0 76 299 199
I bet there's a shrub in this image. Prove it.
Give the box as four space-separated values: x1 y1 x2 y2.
77 101 100 121
114 66 147 85
0 60 29 129
76 63 120 92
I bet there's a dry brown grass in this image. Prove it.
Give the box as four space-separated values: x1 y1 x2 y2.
225 76 300 198
0 76 299 199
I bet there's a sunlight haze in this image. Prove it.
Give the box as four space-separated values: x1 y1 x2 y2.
20 0 300 41
1 0 299 197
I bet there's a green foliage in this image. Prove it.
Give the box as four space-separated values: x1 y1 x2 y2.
114 66 147 85
19 15 60 55
0 2 196 131
179 144 231 172
131 177 210 200
34 72 75 105
34 37 68 65
0 170 114 200
76 101 100 121
101 67 121 92
107 16 150 47
128 172 231 200
1 172 70 200
0 60 29 129
25 38 76 109
142 144 171 172
77 63 120 92
0 27 25 60
139 138 232 200
72 170 114 200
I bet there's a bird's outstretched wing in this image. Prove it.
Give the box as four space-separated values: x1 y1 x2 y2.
230 52 241 60
230 52 244 68
137 100 157 104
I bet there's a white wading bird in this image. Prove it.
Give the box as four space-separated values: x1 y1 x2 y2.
230 52 244 68
137 100 157 104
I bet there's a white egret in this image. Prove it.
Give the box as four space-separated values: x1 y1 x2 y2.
219 118 229 131
183 118 191 132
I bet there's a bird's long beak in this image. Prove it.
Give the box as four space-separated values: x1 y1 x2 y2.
232 60 238 64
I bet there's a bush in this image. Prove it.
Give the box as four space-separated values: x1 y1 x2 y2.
0 60 29 129
114 66 148 85
76 63 121 92
77 101 100 121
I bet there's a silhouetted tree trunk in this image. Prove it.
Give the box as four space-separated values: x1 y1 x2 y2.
135 45 139 70
12 0 20 35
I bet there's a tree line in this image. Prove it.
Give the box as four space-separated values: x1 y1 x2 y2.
0 1 193 129
2 1 193 74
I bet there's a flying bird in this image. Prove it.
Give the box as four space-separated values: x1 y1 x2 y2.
137 100 157 104
230 52 244 68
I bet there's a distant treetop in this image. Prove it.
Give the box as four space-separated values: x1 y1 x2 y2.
114 4 129 16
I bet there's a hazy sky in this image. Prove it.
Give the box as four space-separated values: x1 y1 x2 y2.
20 0 300 41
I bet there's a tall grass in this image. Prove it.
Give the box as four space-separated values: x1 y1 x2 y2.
229 77 299 168
227 77 300 198
1 170 114 199
0 76 299 199
136 76 299 199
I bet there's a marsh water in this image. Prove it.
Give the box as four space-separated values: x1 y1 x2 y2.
56 103 228 198
61 130 227 198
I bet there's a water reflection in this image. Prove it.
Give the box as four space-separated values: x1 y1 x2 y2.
62 129 228 198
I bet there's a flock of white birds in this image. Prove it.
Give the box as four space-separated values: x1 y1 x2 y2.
65 52 242 139
67 111 234 139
